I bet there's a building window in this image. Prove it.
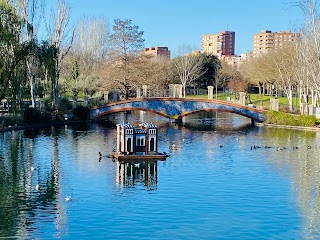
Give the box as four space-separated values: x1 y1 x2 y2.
136 137 145 146
149 129 156 135
126 129 133 134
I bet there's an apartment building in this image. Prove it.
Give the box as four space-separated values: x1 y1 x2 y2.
221 53 250 68
143 47 171 59
252 30 300 57
201 31 235 57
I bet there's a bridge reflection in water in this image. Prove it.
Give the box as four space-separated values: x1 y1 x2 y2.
116 160 158 189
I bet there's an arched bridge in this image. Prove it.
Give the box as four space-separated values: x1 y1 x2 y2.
90 98 266 122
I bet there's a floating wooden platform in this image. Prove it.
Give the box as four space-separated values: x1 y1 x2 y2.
109 152 168 161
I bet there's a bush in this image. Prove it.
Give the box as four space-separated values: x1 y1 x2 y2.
265 110 316 127
42 97 53 111
58 97 73 111
297 115 316 127
24 108 41 124
72 106 90 121
24 108 52 124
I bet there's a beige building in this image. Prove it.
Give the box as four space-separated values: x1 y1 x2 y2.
201 31 235 57
221 53 250 68
143 47 171 59
252 30 300 57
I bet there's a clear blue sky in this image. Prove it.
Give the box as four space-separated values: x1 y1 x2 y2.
68 0 303 56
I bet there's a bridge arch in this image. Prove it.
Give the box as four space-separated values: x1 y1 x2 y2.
90 98 266 122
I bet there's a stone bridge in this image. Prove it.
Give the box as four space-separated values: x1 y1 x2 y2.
90 98 266 122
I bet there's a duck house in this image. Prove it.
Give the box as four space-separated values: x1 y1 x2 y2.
113 122 168 161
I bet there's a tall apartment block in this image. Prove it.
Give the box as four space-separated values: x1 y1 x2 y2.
201 31 235 57
252 30 300 57
143 47 171 59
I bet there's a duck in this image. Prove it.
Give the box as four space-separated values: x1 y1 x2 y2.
276 147 285 151
219 144 223 148
35 184 40 191
170 143 179 150
134 163 140 168
65 196 72 202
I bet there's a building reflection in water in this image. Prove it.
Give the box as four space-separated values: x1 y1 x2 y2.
116 160 158 189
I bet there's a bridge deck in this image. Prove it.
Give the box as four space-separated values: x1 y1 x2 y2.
91 97 266 122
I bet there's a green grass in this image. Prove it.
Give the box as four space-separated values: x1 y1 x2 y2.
187 93 300 107
187 92 234 101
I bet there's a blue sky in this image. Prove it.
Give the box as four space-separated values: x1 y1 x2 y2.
68 0 303 56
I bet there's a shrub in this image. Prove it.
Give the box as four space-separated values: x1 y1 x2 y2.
72 106 90 121
58 97 73 111
297 115 316 127
24 108 41 124
42 97 53 111
265 110 316 127
24 108 52 124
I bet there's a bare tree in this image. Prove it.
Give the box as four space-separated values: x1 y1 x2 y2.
130 54 172 97
295 0 320 108
46 0 74 109
15 0 44 107
172 52 205 97
227 79 248 98
109 19 144 99
270 45 298 111
241 54 277 95
74 16 110 73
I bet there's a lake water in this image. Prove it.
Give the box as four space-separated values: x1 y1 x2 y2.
1 112 320 239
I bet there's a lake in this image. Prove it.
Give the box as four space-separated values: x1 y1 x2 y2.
1 112 320 239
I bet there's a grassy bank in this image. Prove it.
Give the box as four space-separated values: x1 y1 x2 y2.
265 110 318 127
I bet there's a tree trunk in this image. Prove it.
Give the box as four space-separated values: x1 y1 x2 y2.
27 62 36 108
288 88 293 112
258 85 261 95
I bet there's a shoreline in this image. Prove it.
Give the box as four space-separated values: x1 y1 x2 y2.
256 122 320 131
0 120 90 133
1 121 320 133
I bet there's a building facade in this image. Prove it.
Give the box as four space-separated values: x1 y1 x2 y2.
201 31 235 57
143 47 171 59
220 53 250 68
252 30 300 57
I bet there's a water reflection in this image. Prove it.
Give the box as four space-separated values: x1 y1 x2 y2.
0 129 63 238
116 160 158 190
2 112 320 238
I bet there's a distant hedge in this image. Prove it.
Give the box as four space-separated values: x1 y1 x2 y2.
72 106 90 121
24 108 51 124
265 111 317 127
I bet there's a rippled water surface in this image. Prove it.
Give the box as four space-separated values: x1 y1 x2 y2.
1 112 320 239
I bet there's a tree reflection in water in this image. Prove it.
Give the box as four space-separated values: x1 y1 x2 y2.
0 127 64 238
255 127 320 238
